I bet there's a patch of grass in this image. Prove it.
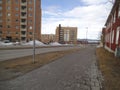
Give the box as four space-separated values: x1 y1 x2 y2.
96 47 120 90
0 49 80 81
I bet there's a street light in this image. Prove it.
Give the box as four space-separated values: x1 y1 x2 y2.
33 0 36 63
86 27 88 44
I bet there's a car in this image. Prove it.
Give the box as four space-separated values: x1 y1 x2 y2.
3 40 10 43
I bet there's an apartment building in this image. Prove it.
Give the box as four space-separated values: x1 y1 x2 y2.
103 0 120 53
0 0 41 42
41 34 55 44
56 24 77 44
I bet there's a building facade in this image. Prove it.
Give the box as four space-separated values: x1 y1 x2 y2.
103 0 120 53
41 34 55 44
56 24 77 44
0 0 41 42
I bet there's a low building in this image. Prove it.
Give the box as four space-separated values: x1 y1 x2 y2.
41 34 55 44
103 0 120 54
56 24 77 44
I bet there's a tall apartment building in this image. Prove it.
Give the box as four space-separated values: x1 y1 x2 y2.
103 0 120 54
56 24 77 44
0 0 41 42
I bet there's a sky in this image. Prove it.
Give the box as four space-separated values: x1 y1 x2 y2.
41 0 113 39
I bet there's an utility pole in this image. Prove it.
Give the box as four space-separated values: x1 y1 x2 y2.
86 27 88 45
33 0 36 63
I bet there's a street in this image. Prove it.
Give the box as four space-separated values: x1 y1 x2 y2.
0 46 103 90
0 46 81 61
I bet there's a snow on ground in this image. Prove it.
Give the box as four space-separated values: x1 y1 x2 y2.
22 40 45 46
0 40 63 47
0 41 13 46
49 42 61 46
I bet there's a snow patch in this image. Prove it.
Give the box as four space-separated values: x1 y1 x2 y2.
22 40 45 46
49 42 61 46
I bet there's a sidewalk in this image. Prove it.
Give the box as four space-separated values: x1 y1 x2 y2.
0 46 103 90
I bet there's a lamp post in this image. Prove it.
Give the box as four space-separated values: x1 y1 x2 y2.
33 0 36 63
86 27 88 45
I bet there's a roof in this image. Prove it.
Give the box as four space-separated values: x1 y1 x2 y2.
105 0 120 26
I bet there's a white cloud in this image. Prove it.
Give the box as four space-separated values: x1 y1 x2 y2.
42 0 113 39
81 0 108 5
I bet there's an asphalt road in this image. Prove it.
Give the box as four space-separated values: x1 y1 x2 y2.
0 46 81 61
0 46 103 90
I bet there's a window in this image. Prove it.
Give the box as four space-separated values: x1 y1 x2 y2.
0 31 2 34
113 11 116 23
0 13 2 16
0 6 2 10
29 26 32 29
7 25 10 28
7 6 10 10
15 13 19 16
15 26 19 29
29 7 32 11
15 7 19 11
116 27 120 44
7 19 10 21
29 13 32 17
29 0 32 4
0 25 2 28
7 31 10 34
29 20 32 24
7 0 10 4
0 20 2 22
29 32 32 35
112 30 114 44
16 19 19 22
15 0 18 4
7 13 11 16
119 4 120 17
16 32 18 34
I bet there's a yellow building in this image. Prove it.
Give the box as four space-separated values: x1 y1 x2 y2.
56 24 77 44
41 34 55 44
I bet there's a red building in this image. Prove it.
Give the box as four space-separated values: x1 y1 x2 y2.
103 0 120 54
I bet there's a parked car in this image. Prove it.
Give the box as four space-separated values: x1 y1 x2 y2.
3 40 10 43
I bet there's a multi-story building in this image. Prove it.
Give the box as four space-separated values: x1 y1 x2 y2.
103 0 120 54
41 34 55 44
56 24 77 44
0 0 41 42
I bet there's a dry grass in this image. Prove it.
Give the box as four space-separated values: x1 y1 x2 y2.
0 48 80 81
96 47 120 90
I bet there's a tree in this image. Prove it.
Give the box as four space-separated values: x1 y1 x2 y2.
108 0 115 4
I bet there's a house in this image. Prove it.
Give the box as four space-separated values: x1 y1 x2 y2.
103 0 120 55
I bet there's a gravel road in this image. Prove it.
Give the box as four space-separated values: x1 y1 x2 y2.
0 46 103 90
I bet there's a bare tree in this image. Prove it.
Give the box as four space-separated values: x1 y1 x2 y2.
108 0 114 4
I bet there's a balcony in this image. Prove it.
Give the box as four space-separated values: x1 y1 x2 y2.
21 9 27 12
21 1 27 6
21 34 26 37
21 25 27 31
21 15 27 18
21 31 26 37
21 19 27 25
21 12 27 18
21 21 27 25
